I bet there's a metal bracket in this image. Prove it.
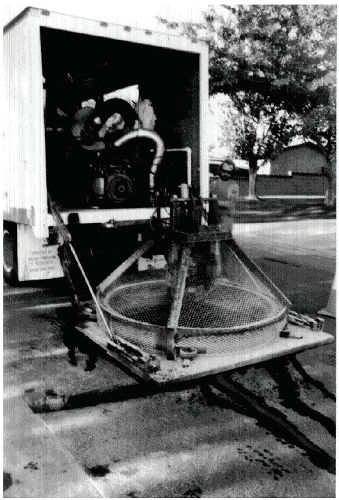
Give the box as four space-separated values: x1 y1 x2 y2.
288 310 324 331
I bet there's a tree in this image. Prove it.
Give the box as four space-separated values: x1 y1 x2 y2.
159 5 336 200
300 79 336 206
209 93 239 157
232 94 299 199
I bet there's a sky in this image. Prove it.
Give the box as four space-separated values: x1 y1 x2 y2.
2 0 207 30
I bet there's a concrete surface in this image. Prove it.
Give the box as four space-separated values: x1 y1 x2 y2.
3 213 336 497
3 396 103 497
3 303 138 411
40 380 335 498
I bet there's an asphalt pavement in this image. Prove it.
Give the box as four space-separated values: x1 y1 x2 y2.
3 204 336 497
234 197 335 224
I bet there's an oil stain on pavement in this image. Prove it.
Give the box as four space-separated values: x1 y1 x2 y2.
206 361 336 476
3 472 13 492
237 445 292 481
85 464 110 477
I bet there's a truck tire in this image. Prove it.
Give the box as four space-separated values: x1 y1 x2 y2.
3 223 18 284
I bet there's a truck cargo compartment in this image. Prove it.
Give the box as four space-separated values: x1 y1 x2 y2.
41 26 200 210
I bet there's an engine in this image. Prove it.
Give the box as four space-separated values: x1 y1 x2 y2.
70 99 165 208
91 161 135 206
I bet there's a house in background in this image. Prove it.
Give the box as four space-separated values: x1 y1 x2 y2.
270 142 328 176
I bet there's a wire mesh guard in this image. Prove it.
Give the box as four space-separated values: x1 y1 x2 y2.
98 239 289 357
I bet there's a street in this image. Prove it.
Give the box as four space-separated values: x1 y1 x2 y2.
3 218 336 498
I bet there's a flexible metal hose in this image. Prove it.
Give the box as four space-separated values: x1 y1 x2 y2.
114 130 165 197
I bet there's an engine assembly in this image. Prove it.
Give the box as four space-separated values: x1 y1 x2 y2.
70 98 165 207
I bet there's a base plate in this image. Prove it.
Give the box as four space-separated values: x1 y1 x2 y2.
75 321 333 385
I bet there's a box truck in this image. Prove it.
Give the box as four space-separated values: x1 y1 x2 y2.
4 7 334 388
3 7 209 283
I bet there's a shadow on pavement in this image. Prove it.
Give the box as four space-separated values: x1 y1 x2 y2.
234 199 336 223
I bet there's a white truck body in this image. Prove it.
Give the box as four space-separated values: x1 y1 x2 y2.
3 7 209 281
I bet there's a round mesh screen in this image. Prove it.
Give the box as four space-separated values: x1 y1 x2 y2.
102 279 284 332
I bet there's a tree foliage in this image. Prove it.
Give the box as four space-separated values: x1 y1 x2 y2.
300 79 336 205
159 5 336 199
210 94 239 156
301 79 336 166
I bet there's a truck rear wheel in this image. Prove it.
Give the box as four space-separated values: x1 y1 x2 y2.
3 224 18 284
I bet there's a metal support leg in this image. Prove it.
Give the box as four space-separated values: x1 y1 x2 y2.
167 241 180 299
210 241 222 278
166 245 191 358
58 244 80 308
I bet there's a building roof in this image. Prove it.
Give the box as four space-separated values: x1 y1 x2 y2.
276 141 326 157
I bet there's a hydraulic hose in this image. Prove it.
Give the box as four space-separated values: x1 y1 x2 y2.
114 129 165 198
